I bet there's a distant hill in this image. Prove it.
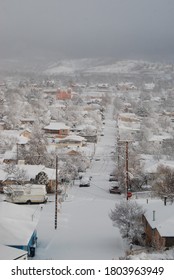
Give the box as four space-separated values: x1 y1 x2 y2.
44 58 174 76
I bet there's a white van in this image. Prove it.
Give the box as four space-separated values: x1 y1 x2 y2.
3 184 48 204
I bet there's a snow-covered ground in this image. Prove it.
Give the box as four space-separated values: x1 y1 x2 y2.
34 105 126 260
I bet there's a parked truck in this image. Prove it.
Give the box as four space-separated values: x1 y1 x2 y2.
3 184 48 204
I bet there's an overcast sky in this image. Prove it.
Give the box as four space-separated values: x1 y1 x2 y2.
1 0 174 61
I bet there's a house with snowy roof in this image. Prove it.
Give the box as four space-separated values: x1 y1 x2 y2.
148 132 173 150
141 156 174 180
56 134 86 148
44 122 70 138
3 146 17 164
56 88 72 100
0 202 41 257
20 128 32 139
142 200 174 249
143 82 155 91
0 164 57 193
0 129 30 163
20 117 35 126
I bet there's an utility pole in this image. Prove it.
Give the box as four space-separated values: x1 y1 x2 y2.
55 155 58 229
16 143 19 164
94 142 96 156
117 136 120 167
117 139 130 200
125 141 129 200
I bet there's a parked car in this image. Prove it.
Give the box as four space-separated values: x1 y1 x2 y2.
109 176 118 182
79 183 90 187
79 177 91 187
109 186 121 194
109 181 119 188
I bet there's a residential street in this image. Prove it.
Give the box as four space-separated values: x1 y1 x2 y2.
34 104 125 260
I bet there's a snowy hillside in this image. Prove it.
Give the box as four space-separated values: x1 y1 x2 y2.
44 58 174 76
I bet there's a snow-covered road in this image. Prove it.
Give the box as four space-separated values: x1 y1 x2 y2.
34 105 125 260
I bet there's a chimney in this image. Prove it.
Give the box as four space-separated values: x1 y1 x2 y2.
153 210 155 221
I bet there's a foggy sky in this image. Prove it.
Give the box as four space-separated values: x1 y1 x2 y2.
1 0 174 61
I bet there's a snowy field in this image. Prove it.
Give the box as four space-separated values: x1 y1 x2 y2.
33 105 126 260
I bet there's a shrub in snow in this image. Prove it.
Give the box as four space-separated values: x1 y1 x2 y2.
110 200 145 245
35 171 49 185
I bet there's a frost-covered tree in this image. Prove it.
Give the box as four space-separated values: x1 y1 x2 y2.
59 160 78 183
2 88 27 129
101 92 111 106
113 96 124 112
110 200 145 245
71 94 83 105
22 123 49 166
87 111 102 129
81 125 97 136
135 104 149 117
63 105 83 126
3 164 27 184
152 165 174 199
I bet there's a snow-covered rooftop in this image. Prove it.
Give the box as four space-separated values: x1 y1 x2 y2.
118 113 140 122
0 169 8 181
17 136 29 145
44 122 70 130
0 244 27 260
143 200 174 237
0 164 56 181
59 134 86 142
141 156 174 174
0 202 41 246
74 124 97 131
144 83 155 90
148 133 172 142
